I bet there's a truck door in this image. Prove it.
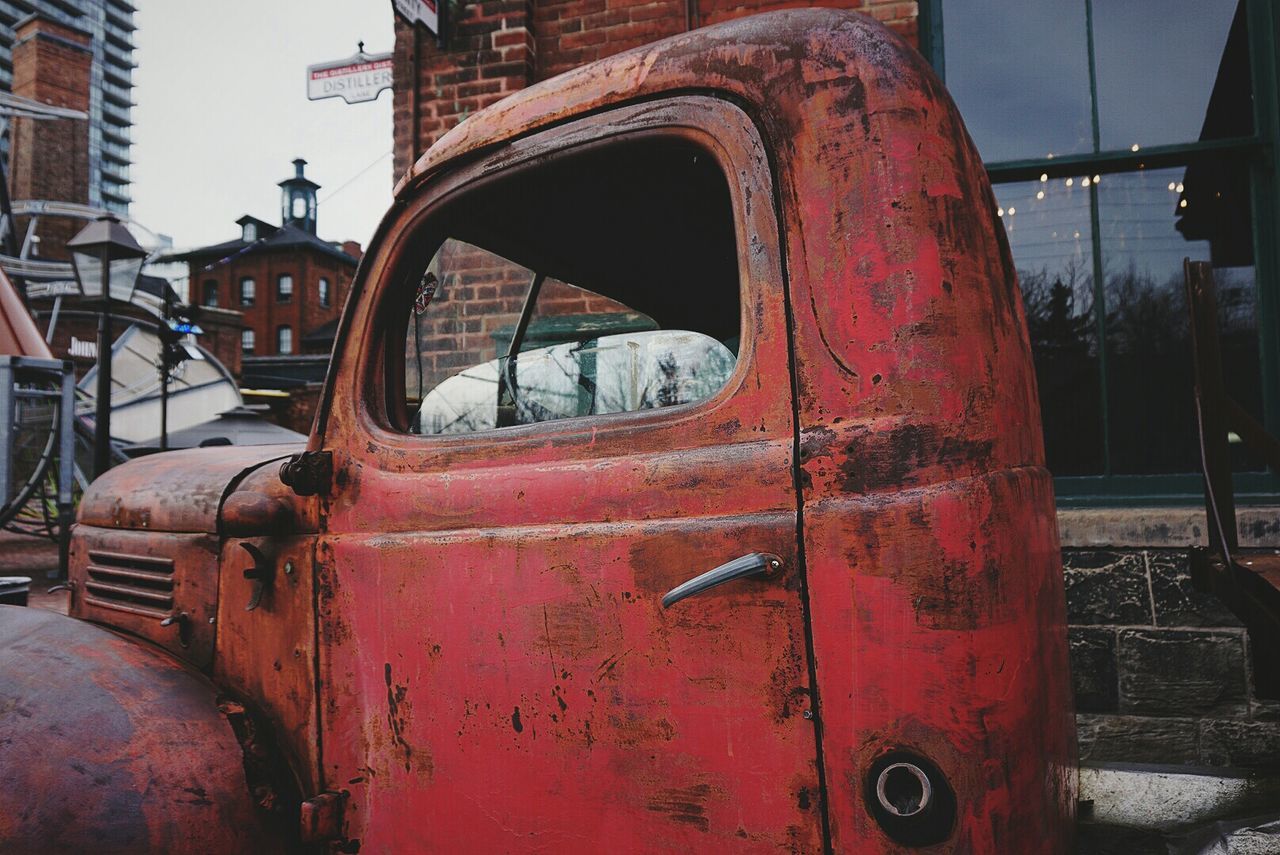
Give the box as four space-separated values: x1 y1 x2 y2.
315 99 825 852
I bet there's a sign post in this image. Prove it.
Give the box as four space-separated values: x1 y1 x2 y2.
306 48 394 105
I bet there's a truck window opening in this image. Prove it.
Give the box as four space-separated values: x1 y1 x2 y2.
398 139 742 435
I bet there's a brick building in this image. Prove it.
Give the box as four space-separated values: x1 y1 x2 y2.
2 3 137 220
169 159 361 367
8 14 94 260
390 0 1280 780
3 13 245 382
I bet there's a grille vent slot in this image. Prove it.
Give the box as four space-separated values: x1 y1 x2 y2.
84 550 175 617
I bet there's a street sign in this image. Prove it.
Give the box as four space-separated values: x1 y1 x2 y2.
393 0 439 36
306 51 394 105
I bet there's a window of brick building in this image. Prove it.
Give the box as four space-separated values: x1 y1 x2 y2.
202 280 218 307
277 325 293 355
395 139 740 436
277 274 293 303
241 329 255 354
240 277 255 307
319 277 330 308
926 0 1278 501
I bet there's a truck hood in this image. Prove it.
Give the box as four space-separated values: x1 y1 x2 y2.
77 444 303 533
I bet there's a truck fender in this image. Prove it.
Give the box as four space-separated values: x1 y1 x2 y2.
0 606 291 853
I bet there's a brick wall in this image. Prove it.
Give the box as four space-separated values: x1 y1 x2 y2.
9 15 93 260
1065 547 1280 769
393 1 917 172
394 0 537 180
405 240 628 406
188 248 353 365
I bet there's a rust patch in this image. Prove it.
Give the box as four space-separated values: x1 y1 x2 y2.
798 425 837 462
604 709 676 746
646 782 713 832
838 423 994 493
384 663 425 775
766 624 809 723
594 648 633 683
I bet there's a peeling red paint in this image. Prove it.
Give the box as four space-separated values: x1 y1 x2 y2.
35 9 1074 852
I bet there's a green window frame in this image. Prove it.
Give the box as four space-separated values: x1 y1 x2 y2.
919 0 1280 506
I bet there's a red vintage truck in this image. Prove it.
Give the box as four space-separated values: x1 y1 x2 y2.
0 9 1075 852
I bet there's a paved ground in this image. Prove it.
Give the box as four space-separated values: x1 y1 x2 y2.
0 530 67 614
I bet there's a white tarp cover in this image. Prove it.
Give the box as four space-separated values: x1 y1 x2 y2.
79 324 243 443
415 330 735 435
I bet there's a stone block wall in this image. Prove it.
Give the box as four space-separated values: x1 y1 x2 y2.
1064 547 1280 769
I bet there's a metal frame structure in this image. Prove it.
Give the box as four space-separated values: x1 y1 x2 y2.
1186 259 1280 698
919 0 1280 504
0 355 76 576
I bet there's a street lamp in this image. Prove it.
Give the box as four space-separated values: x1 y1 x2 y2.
67 214 146 479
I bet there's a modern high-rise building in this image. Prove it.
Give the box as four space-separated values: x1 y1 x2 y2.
0 0 135 214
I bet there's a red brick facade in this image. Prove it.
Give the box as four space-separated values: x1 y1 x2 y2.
9 15 93 260
186 247 354 359
392 0 917 177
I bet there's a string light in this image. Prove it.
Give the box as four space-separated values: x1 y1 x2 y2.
997 207 1004 217
1176 182 1184 193
1082 177 1091 187
1093 175 1101 184
1036 190 1045 199
1168 182 1177 191
1007 206 1016 215
1179 199 1188 208
1065 178 1074 187
1131 143 1141 152
1040 173 1049 182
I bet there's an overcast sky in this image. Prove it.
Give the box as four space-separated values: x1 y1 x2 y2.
130 1 395 253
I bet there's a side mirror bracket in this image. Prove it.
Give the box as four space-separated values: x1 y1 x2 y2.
279 451 333 498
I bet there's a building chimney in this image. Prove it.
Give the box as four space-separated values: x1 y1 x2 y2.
9 14 93 260
342 240 363 262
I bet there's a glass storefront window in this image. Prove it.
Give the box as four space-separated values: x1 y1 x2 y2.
939 0 1269 495
1099 165 1261 474
995 179 1102 475
1094 0 1249 151
942 0 1091 162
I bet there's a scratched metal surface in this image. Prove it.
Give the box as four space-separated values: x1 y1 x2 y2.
215 534 321 797
0 605 285 853
76 444 303 534
318 92 824 850
309 8 1076 852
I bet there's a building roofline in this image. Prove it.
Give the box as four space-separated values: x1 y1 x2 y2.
13 14 95 53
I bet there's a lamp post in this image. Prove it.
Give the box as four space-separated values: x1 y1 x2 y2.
67 214 146 479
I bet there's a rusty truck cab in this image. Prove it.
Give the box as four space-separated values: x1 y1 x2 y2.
6 9 1074 853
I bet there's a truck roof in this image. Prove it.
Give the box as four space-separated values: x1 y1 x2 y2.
394 8 936 197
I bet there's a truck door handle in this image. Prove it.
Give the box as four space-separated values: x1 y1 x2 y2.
661 553 781 608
